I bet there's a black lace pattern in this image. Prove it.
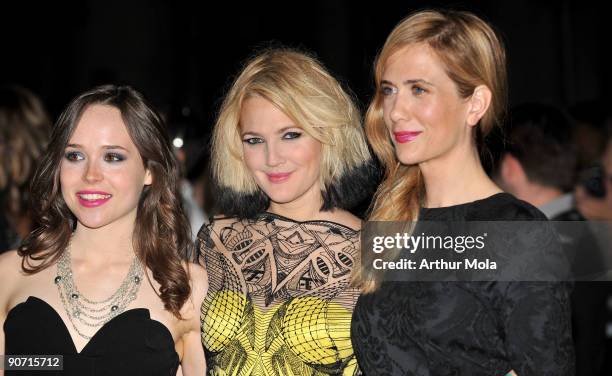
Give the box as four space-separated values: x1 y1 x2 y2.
199 212 362 376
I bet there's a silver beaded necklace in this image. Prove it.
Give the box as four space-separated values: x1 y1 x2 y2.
54 245 144 340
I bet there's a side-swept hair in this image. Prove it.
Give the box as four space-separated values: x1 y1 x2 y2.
19 85 192 318
211 47 376 218
359 9 508 292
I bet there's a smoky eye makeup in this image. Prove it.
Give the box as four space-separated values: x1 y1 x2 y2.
282 131 302 140
64 150 84 162
104 152 127 162
242 136 264 145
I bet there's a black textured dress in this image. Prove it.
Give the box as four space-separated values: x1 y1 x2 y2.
351 193 574 375
3 296 179 375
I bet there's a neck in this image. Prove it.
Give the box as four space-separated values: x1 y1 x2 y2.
69 212 137 264
420 143 501 208
267 183 324 222
513 183 564 208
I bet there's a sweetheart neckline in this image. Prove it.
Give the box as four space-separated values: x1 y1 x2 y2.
5 296 176 355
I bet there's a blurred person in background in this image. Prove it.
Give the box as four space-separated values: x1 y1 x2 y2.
497 102 608 375
576 132 612 222
166 117 207 241
570 100 609 172
0 85 51 251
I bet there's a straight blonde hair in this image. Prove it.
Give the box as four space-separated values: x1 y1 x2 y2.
358 10 508 292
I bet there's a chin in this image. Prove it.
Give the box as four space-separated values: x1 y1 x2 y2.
71 209 115 229
265 192 299 205
396 153 422 166
75 218 110 229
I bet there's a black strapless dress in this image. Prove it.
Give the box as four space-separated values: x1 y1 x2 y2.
3 296 179 375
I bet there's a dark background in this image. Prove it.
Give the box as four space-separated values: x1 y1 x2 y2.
1 0 609 144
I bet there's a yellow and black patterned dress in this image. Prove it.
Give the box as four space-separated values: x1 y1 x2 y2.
198 212 361 376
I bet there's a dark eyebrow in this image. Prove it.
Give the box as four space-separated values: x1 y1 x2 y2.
102 145 129 151
66 144 129 151
380 79 434 86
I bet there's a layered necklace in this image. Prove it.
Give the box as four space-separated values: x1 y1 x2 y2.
54 245 144 340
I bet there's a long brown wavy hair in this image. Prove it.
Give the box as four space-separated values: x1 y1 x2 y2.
358 10 508 292
19 85 193 318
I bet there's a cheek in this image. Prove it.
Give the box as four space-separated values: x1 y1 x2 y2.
292 139 321 169
382 100 392 124
121 166 148 192
59 162 79 189
242 147 264 173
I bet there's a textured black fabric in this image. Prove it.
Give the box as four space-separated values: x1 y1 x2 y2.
351 193 575 376
4 296 179 375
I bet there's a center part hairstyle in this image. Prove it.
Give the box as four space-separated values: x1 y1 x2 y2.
367 9 508 222
211 47 376 218
20 85 192 318
360 10 508 291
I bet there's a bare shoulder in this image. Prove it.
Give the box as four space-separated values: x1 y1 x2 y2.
0 250 24 311
0 250 23 280
188 262 208 296
183 262 208 308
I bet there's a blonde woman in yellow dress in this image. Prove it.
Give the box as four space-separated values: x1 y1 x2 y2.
198 48 376 375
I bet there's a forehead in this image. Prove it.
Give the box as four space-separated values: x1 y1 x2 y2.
70 104 133 145
239 96 296 132
382 43 449 83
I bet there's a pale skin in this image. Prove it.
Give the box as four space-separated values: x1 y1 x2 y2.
381 43 502 208
381 43 516 376
0 105 207 375
238 95 361 230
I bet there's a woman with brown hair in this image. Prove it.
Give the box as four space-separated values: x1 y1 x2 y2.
0 85 207 375
351 10 573 375
198 48 375 375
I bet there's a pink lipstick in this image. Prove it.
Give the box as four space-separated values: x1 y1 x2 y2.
76 191 112 208
394 131 422 143
266 172 292 183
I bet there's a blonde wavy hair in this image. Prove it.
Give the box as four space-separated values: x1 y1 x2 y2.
359 9 508 292
211 48 374 217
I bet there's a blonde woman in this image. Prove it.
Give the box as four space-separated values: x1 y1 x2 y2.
198 48 375 375
351 10 573 375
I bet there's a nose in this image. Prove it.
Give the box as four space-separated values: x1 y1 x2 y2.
265 141 285 167
388 92 410 124
83 159 103 183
